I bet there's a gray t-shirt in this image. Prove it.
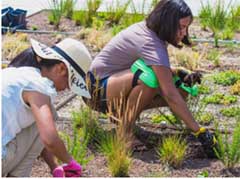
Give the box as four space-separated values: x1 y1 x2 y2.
89 21 170 79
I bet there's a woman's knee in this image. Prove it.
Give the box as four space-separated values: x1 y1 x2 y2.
137 81 158 97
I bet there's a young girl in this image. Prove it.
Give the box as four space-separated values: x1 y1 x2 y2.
87 0 217 157
2 38 92 177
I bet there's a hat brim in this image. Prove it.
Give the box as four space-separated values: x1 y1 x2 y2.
31 39 91 99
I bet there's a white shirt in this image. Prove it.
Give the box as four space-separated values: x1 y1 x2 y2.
2 67 57 158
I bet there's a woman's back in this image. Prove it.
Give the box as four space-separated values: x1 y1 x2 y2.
90 21 170 79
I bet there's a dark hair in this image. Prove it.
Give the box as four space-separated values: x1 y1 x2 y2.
146 0 193 47
9 47 62 69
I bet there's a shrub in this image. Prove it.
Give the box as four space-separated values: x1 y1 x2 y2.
213 70 240 86
230 80 240 95
220 107 240 117
157 136 187 168
214 123 240 169
227 5 240 31
2 33 30 61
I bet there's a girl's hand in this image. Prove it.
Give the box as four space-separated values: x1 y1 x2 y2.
52 166 65 177
62 158 82 177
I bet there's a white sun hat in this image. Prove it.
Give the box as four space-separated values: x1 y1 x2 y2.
31 38 92 99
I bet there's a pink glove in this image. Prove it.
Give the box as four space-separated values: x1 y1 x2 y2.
62 158 82 177
52 166 65 177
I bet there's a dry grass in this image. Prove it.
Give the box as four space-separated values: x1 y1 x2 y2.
168 45 207 71
75 28 113 51
2 33 30 61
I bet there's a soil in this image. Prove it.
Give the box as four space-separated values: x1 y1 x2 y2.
3 10 240 177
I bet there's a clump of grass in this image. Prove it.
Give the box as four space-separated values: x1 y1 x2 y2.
213 70 240 86
197 170 209 177
199 0 211 30
76 28 112 51
214 123 240 169
62 0 76 19
227 5 240 32
105 0 131 25
72 106 103 143
230 80 240 95
197 112 214 125
99 132 132 177
169 46 206 71
2 33 30 61
203 93 237 105
98 93 141 177
48 0 64 29
156 135 187 168
73 10 90 26
59 129 92 166
206 49 221 67
220 107 240 117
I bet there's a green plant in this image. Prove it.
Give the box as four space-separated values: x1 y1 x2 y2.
214 123 240 169
220 27 234 40
198 84 211 94
151 114 178 125
220 107 240 117
72 106 103 144
199 0 212 30
59 130 92 166
199 0 232 47
48 0 64 29
213 70 240 86
31 25 38 30
206 49 221 67
105 0 131 25
197 112 214 125
73 10 90 26
99 132 132 177
230 80 240 95
203 93 237 105
87 0 102 16
227 5 240 31
197 170 209 177
157 135 187 168
62 0 76 18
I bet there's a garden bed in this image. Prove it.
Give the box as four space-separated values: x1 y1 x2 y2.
2 8 240 177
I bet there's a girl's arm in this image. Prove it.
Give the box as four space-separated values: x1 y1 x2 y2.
22 91 71 163
152 65 200 132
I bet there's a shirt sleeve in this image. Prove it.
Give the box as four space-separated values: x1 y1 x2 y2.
139 39 170 68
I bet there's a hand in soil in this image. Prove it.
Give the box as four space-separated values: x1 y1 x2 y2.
197 129 218 158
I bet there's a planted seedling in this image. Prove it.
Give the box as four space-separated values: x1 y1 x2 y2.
151 114 178 125
213 70 240 86
156 135 187 168
206 49 221 67
62 0 77 19
203 93 237 105
220 107 240 117
214 123 240 169
48 0 64 29
197 112 214 125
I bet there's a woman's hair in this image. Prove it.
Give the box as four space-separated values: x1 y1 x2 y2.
9 47 62 69
146 0 193 47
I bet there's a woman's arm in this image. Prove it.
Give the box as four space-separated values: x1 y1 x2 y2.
22 91 71 163
152 65 200 132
